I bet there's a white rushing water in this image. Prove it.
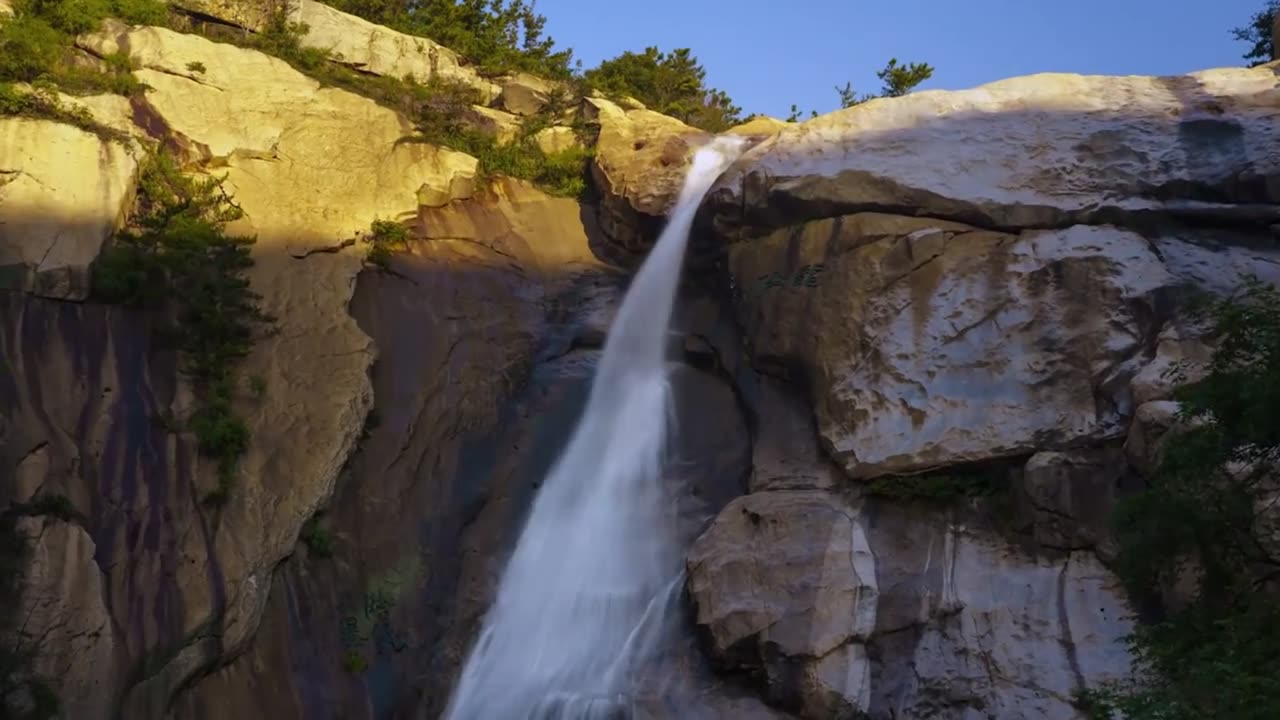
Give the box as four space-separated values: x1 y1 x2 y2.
444 137 746 720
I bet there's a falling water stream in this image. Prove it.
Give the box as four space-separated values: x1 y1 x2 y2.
443 137 747 720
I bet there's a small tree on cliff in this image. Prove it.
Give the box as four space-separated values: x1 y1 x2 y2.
785 57 934 120
583 46 742 133
1234 0 1279 65
835 57 935 108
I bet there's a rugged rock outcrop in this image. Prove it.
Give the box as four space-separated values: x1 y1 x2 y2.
682 63 1280 720
586 96 709 257
5 5 1280 720
174 0 500 99
1 19 483 717
707 68 1280 234
689 491 877 719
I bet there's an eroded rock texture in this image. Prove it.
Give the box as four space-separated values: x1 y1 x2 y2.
4 6 1280 720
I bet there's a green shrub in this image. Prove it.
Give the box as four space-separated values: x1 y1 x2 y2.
93 153 274 504
0 14 63 83
0 82 128 141
190 15 593 197
583 46 741 132
1086 277 1280 719
25 494 74 521
21 0 167 34
328 0 576 79
341 650 368 674
300 515 335 559
1234 0 1279 65
0 1 167 98
864 469 1006 505
362 219 409 268
185 60 206 74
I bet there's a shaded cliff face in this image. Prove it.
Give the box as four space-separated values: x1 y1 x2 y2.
4 4 1280 720
680 63 1280 720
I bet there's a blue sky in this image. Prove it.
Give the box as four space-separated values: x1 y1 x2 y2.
535 0 1267 119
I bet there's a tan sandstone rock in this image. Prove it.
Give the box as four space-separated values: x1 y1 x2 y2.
6 22 490 716
586 96 709 254
497 71 560 116
534 125 583 155
461 104 522 145
289 0 499 101
0 112 140 300
709 67 1280 233
174 0 499 101
727 115 792 137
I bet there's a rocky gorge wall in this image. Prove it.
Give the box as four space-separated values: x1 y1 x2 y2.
2 3 1280 720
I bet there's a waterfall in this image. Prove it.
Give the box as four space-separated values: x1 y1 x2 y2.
443 136 746 720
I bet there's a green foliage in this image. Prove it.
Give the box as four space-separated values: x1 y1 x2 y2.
781 58 934 121
0 82 128 141
783 103 818 123
1234 1 1278 66
247 375 267 399
341 650 369 673
401 76 593 195
300 515 335 559
832 58 935 109
328 0 576 79
93 153 274 504
874 58 935 97
363 219 410 268
1088 277 1280 719
583 46 741 132
204 22 591 197
19 0 168 34
185 61 207 74
0 14 62 83
1 0 167 95
864 469 1005 505
238 14 330 72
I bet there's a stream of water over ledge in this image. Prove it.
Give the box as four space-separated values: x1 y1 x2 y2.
443 138 746 720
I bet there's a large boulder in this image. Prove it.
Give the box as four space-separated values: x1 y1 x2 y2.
688 491 878 719
288 0 499 101
1014 449 1133 554
708 67 1280 235
586 96 709 256
497 72 561 116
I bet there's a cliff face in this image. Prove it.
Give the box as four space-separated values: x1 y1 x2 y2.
2 3 1279 720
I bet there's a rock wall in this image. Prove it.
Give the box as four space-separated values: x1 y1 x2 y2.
4 4 1280 720
679 62 1280 720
